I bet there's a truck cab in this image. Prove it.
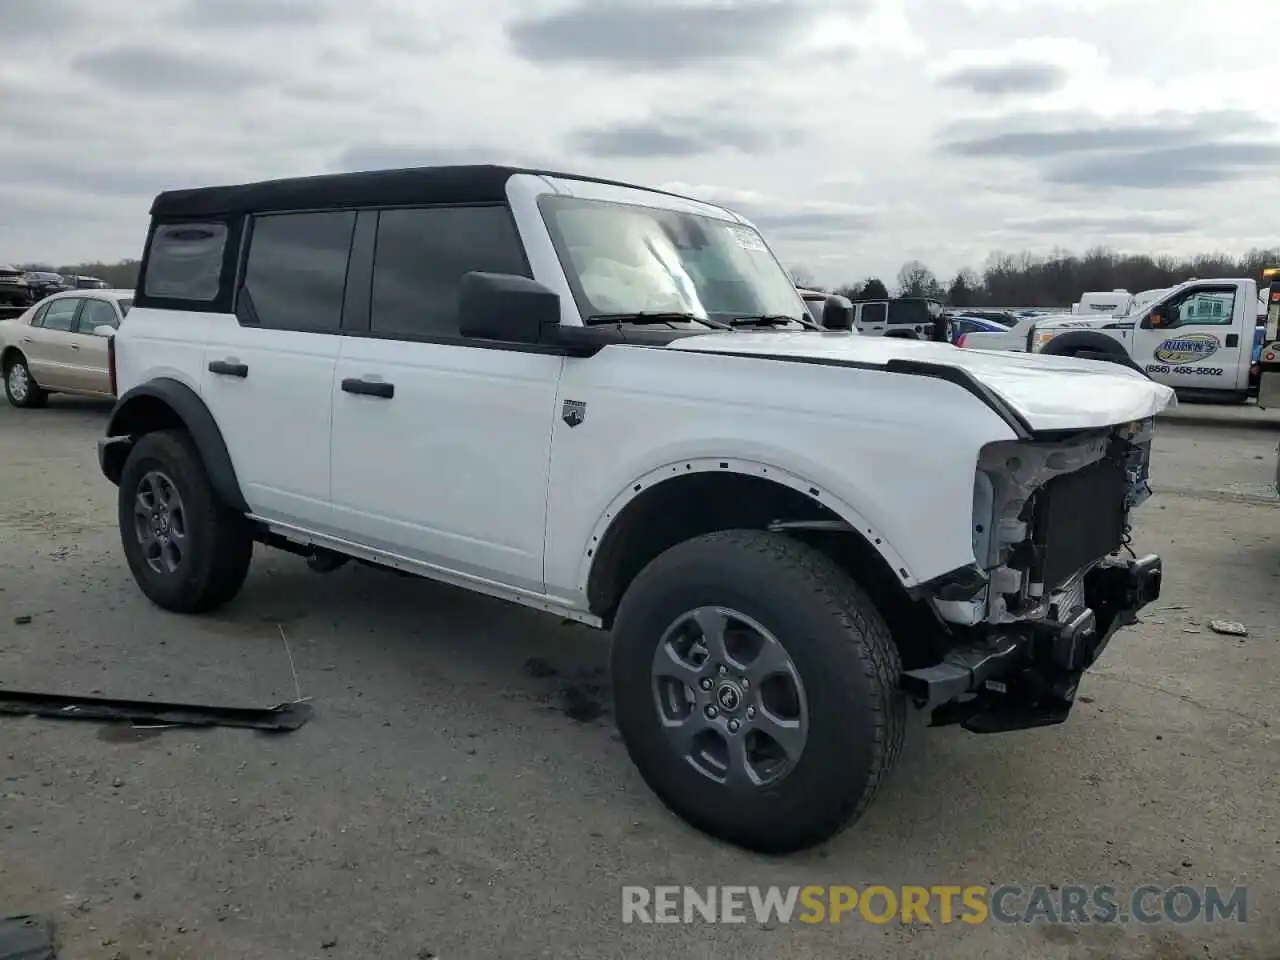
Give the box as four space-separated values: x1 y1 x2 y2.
1025 278 1263 402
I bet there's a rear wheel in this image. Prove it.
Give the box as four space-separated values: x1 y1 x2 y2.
610 529 906 854
117 429 254 613
4 354 48 408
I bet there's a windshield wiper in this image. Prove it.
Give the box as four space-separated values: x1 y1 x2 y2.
729 314 823 331
585 311 732 330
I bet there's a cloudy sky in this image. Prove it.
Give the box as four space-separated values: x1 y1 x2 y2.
1 0 1277 286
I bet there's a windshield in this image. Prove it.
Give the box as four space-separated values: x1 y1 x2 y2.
538 195 807 325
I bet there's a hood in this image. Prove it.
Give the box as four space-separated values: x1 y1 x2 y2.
669 330 1176 433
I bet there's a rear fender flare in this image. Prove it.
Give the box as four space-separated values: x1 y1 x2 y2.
104 378 248 513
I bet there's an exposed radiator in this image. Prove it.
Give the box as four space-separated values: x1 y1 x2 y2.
1034 457 1128 591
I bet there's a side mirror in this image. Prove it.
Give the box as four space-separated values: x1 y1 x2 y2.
458 272 561 344
821 295 854 331
92 324 115 338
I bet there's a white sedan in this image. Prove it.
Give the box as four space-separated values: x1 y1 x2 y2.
1 289 132 408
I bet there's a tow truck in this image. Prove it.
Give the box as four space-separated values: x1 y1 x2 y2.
959 275 1268 403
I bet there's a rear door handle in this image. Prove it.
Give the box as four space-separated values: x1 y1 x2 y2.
20 337 31 344
208 359 248 378
70 343 80 350
341 377 394 399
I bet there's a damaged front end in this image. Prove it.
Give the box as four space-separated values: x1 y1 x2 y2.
902 418 1163 733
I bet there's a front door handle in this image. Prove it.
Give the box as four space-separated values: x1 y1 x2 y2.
1225 334 1239 347
341 377 394 399
20 337 31 344
70 343 80 350
208 359 249 378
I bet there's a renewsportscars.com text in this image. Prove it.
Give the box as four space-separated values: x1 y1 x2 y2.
621 885 1248 926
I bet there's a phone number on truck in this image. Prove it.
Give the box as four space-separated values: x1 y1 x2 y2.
1144 365 1225 377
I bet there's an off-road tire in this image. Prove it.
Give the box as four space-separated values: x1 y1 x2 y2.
610 529 906 854
117 429 254 613
3 354 49 408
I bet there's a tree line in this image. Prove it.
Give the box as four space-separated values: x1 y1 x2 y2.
795 246 1280 308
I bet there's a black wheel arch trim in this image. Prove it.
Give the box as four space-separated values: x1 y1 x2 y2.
102 378 249 513
1039 329 1129 356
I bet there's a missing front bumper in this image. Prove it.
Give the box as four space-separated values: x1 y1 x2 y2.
900 553 1162 734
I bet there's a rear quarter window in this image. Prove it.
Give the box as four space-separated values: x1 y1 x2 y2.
143 222 228 301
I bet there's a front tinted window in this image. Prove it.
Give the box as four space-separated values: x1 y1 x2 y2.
370 205 529 338
242 211 355 332
41 298 79 332
888 300 930 325
539 195 807 325
78 299 118 331
144 222 227 301
1173 288 1236 327
860 302 887 325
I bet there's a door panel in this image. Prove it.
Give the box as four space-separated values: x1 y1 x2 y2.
69 298 117 394
200 208 357 532
23 298 81 390
200 330 340 529
330 337 563 593
1133 286 1244 392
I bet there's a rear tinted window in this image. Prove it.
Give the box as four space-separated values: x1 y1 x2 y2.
144 222 227 301
888 300 930 325
860 302 886 325
242 211 355 333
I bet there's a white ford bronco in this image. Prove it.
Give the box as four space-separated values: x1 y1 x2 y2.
99 165 1173 853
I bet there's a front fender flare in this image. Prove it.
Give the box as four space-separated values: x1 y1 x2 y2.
576 456 917 598
102 377 248 513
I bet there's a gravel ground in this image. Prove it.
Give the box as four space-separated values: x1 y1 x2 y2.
1 396 1278 960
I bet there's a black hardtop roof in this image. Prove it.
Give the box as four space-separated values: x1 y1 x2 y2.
149 164 715 219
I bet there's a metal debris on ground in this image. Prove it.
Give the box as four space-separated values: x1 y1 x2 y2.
0 689 312 732
1208 620 1249 637
0 914 56 960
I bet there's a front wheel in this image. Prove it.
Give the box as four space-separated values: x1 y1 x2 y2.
610 529 906 854
4 355 48 408
117 429 254 613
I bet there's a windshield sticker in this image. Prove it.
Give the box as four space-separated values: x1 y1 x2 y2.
1154 333 1219 365
729 227 767 252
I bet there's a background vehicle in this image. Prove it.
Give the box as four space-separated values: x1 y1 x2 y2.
961 278 1267 402
1072 289 1133 315
950 314 1009 346
98 164 1168 855
24 271 73 301
0 289 131 407
0 264 33 308
69 275 110 290
848 296 950 341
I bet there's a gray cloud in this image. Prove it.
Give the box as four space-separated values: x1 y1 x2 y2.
568 114 790 158
0 0 78 36
941 109 1263 158
748 209 874 235
73 46 267 94
1004 214 1196 234
506 0 835 69
333 143 553 173
2 157 199 198
178 0 328 26
1048 142 1280 189
940 61 1067 97
940 109 1280 189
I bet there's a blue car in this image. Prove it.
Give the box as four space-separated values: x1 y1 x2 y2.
949 314 1009 345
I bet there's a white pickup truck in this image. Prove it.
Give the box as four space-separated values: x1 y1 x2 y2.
98 164 1173 853
960 277 1267 403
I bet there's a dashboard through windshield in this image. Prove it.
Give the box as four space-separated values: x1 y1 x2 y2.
537 195 808 327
